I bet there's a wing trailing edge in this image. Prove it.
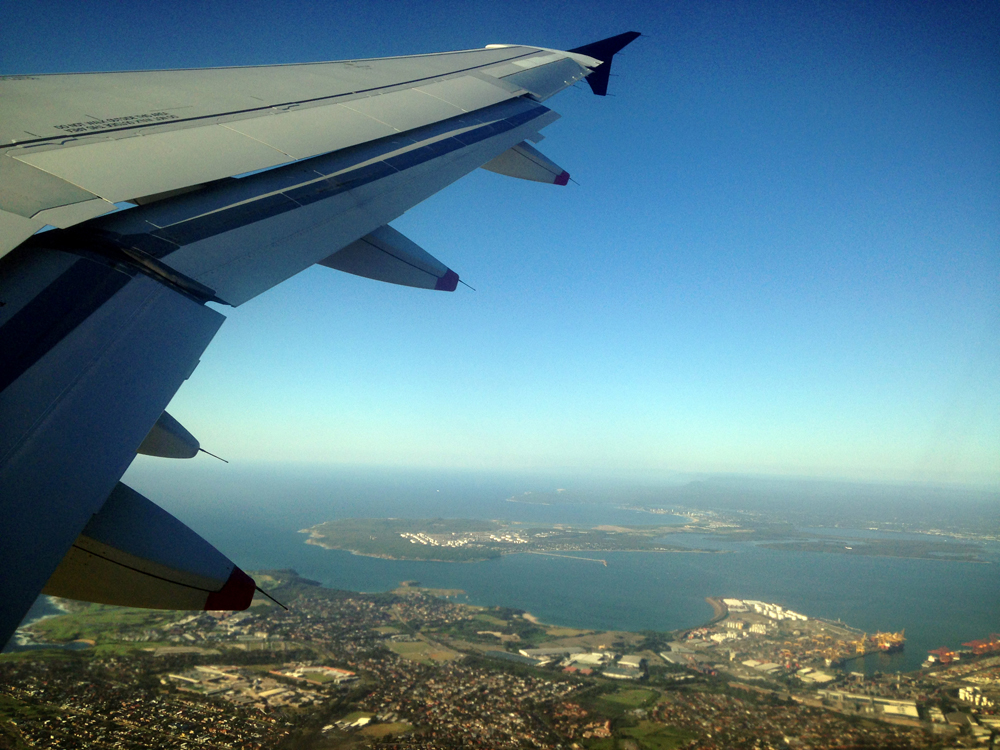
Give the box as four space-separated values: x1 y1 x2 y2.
86 97 557 305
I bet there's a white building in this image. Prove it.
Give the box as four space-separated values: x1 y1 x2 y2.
743 600 807 622
619 654 646 669
571 652 609 666
959 686 995 707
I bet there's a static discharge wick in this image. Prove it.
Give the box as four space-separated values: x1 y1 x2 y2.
255 586 288 610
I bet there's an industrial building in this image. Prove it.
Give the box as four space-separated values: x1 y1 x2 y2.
618 655 646 670
519 647 585 659
816 690 919 718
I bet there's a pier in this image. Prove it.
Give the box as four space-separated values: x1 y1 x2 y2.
525 551 608 566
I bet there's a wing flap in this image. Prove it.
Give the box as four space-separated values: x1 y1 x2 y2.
184 106 559 305
0 155 99 218
0 209 47 257
86 99 557 305
33 198 118 228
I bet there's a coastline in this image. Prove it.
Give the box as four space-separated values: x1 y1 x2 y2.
302 532 732 563
702 597 729 627
300 524 994 567
757 542 992 565
288 524 989 674
6 597 74 650
3 582 934 676
303 536 495 563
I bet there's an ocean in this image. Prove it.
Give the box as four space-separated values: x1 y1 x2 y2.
11 463 999 672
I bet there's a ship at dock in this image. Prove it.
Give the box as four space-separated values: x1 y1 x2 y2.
923 633 1000 668
825 630 905 667
874 630 906 654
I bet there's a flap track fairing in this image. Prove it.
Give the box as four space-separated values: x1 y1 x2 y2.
480 141 570 185
136 410 199 459
318 224 459 292
43 483 255 611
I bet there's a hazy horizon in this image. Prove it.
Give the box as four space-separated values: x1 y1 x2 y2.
124 457 999 530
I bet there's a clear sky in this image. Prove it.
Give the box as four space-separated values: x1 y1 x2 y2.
4 1 998 487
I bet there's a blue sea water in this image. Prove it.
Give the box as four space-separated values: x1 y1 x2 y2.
12 463 999 672
5 597 93 654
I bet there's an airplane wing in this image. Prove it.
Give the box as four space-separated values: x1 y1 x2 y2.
0 32 640 646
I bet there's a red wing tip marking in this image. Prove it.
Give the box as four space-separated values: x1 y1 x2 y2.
435 269 460 292
205 567 256 611
555 171 570 186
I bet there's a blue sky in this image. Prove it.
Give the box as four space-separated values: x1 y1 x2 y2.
4 1 998 486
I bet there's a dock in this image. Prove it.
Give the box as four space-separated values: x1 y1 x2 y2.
525 551 607 566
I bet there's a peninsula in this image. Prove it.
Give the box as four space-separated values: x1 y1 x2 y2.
301 518 710 562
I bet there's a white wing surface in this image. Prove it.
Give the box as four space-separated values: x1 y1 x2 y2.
0 32 640 646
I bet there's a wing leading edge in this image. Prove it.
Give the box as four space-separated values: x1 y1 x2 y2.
0 32 640 647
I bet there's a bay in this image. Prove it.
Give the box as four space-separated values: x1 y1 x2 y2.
20 462 998 673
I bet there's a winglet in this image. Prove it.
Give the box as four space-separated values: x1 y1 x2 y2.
569 31 641 96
